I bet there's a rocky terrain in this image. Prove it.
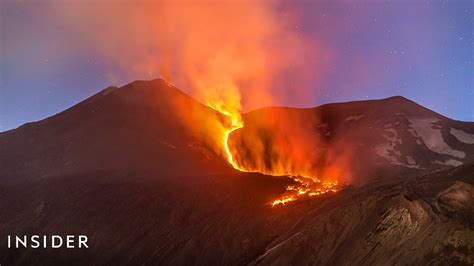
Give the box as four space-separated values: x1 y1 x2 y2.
0 79 472 265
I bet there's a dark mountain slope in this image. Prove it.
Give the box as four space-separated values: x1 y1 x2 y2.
0 79 233 180
252 163 474 265
0 160 472 265
0 80 472 265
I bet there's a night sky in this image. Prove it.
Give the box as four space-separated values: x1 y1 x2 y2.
1 0 473 132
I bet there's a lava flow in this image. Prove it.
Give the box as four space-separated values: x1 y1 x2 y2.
213 109 340 207
270 178 339 206
223 119 245 172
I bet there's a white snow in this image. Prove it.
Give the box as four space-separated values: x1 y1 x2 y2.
345 115 364 122
373 128 418 167
409 119 465 159
374 143 398 164
385 128 403 145
435 159 463 167
406 156 416 165
316 123 328 128
162 141 177 149
374 138 420 168
405 156 420 168
450 128 474 144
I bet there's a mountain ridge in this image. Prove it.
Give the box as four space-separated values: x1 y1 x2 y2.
4 79 472 135
0 79 473 264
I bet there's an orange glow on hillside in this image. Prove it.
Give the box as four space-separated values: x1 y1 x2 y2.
208 104 341 207
208 105 246 172
271 180 339 207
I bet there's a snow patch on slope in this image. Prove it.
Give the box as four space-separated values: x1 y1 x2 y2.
374 144 398 164
450 128 474 144
409 119 465 159
374 129 400 164
434 159 463 167
405 156 420 168
345 115 364 122
374 128 419 168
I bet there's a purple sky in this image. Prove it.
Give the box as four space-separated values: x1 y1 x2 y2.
1 0 473 131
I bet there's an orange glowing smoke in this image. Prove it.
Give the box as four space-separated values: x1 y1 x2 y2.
215 109 341 207
222 108 342 206
51 0 338 205
51 0 318 123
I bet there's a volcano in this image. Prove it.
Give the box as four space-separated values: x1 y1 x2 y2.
0 79 473 265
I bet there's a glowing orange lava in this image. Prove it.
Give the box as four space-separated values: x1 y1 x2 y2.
223 120 245 172
210 108 340 207
271 179 339 207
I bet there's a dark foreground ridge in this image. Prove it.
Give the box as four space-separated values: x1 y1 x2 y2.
0 79 473 265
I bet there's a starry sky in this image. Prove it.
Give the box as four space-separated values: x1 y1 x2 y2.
1 0 473 131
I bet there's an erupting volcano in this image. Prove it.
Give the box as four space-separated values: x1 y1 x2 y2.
1 79 474 265
44 0 342 205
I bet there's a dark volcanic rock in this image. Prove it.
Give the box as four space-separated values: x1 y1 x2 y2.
250 165 474 266
0 79 473 265
0 79 232 180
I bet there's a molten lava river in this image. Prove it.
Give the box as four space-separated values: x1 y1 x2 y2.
212 108 340 207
